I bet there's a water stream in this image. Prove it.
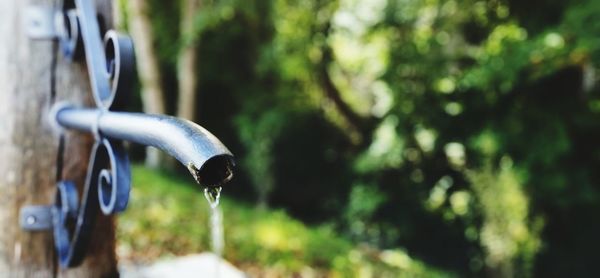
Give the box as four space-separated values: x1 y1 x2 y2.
204 186 224 277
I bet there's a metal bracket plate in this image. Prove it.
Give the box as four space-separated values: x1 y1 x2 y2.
25 5 58 39
20 205 53 231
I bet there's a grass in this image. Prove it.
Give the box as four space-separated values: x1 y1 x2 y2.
117 165 454 277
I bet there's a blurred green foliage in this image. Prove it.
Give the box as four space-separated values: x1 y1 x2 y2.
126 0 600 276
118 165 453 277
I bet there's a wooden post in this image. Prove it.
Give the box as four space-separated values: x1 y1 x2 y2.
128 0 168 169
0 0 118 277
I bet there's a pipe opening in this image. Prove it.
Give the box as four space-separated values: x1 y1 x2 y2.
188 155 235 187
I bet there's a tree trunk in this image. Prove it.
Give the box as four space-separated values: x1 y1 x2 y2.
176 0 201 121
0 0 118 276
127 0 167 169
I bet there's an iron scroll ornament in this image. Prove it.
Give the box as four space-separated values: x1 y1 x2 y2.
20 0 235 268
53 0 135 268
53 139 131 267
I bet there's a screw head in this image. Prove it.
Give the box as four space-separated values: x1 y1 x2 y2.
26 215 37 225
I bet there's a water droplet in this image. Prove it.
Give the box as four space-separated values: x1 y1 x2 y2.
204 186 222 209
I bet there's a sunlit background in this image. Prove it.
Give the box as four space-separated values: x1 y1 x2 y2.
116 0 600 276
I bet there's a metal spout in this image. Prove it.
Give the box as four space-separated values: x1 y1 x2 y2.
53 106 234 187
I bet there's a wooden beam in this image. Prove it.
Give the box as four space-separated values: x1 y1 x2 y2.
0 0 118 276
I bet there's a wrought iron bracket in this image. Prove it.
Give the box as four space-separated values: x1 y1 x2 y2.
20 205 53 231
22 0 135 267
24 6 59 39
20 0 234 269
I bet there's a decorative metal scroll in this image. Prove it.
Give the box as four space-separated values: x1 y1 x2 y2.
23 0 135 268
21 0 235 269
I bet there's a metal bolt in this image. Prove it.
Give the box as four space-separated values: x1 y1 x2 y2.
26 215 36 225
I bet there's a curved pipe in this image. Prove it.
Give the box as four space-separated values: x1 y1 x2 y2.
54 106 234 187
